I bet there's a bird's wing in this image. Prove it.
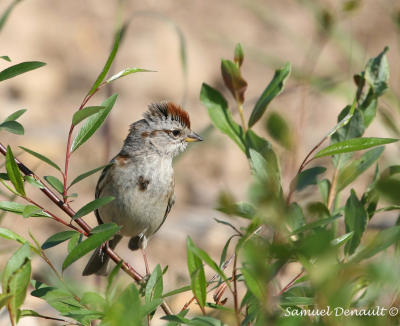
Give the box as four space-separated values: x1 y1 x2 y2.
94 160 115 225
153 180 175 235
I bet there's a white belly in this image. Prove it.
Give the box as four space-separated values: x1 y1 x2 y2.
98 157 173 238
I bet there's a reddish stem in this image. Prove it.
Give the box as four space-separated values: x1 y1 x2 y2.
278 269 304 296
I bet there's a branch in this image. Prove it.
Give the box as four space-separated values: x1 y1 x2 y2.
0 142 173 316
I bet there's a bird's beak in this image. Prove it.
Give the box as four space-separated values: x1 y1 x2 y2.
185 131 203 142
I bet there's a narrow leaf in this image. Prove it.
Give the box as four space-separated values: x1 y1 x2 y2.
295 166 326 191
42 231 79 250
0 56 11 62
71 94 118 152
200 83 245 151
349 226 400 263
22 205 42 218
19 146 61 172
44 175 64 194
337 146 384 191
72 106 105 125
4 109 26 122
24 175 44 189
73 196 114 220
0 61 46 82
62 223 120 270
314 137 398 158
69 164 109 188
0 227 28 245
344 190 367 255
0 201 49 218
87 24 126 95
106 67 155 83
265 111 292 149
248 62 291 127
0 121 24 134
186 237 206 308
6 146 25 196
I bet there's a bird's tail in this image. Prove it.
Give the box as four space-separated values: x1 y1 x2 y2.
82 235 122 276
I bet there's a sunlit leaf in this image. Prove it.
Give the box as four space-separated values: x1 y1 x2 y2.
72 106 105 125
248 62 291 127
314 137 397 158
106 67 155 83
0 61 46 82
5 145 25 196
19 146 62 172
44 175 64 194
0 121 24 134
71 94 118 152
62 223 120 270
73 197 114 220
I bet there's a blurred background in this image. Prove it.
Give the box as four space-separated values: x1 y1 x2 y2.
0 0 400 324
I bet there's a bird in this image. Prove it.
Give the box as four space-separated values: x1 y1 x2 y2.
82 101 202 276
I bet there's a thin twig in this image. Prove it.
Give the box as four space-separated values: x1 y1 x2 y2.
277 269 304 296
232 253 241 326
286 135 328 205
0 142 173 316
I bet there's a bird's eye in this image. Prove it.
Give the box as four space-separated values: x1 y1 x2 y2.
172 129 181 137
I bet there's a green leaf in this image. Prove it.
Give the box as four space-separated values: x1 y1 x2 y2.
0 61 46 82
295 166 326 191
106 260 122 296
71 94 118 152
280 296 314 306
4 109 26 122
265 111 292 149
145 264 163 303
0 56 11 62
62 223 120 270
0 227 28 245
187 238 230 285
287 202 306 232
101 284 143 326
291 214 341 235
69 164 109 188
0 201 49 217
364 46 389 96
331 232 354 247
24 175 44 189
22 205 42 218
248 62 291 127
186 237 206 308
106 67 155 83
44 175 64 194
0 293 12 309
242 266 263 299
221 59 247 103
72 106 105 125
5 145 25 196
0 121 24 134
314 137 398 158
73 196 114 220
68 232 82 253
0 0 22 32
349 226 400 263
19 146 62 172
81 292 106 311
344 190 367 255
337 146 384 191
376 177 400 204
200 83 245 151
87 23 126 95
234 43 244 67
41 231 79 250
2 243 31 323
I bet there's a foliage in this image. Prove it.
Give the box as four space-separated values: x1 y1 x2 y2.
0 4 400 326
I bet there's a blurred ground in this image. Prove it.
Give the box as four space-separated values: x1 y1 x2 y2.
0 0 400 325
